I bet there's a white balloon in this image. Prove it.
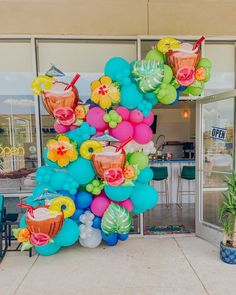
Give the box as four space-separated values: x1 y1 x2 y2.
79 229 102 248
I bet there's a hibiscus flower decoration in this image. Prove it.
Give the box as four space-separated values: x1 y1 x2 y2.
47 135 78 167
176 66 195 86
90 76 120 109
17 228 30 243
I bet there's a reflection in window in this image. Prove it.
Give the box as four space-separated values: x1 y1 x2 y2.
0 41 37 193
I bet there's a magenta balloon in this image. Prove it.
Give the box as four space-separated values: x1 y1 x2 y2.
86 107 108 131
120 199 134 212
143 112 154 126
110 121 134 142
54 123 70 133
116 106 130 121
129 109 144 124
133 123 153 144
91 196 111 217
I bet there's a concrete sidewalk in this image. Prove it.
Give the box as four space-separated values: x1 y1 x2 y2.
0 237 235 295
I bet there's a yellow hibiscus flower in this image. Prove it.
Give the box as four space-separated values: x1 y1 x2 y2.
47 135 78 167
90 76 120 109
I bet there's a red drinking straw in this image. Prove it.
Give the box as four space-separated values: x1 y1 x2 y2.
64 73 80 91
18 203 35 218
192 36 205 51
116 137 133 152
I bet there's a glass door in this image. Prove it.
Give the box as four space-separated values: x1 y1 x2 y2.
196 90 236 245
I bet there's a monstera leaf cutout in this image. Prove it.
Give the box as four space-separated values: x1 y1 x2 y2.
131 60 164 93
101 203 131 235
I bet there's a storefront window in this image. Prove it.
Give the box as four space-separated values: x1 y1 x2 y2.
204 43 235 95
0 40 37 193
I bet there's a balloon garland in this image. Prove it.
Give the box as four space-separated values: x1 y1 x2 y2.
13 37 211 256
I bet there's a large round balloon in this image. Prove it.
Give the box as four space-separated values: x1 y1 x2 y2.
137 167 154 183
67 158 95 185
104 57 130 82
75 191 93 209
54 219 80 247
133 123 153 144
86 107 108 131
120 83 143 110
129 152 149 170
104 185 134 202
110 121 134 142
130 182 158 214
35 243 61 256
91 195 111 217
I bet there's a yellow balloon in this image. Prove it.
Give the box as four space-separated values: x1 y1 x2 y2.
48 196 75 219
80 140 102 160
31 75 53 95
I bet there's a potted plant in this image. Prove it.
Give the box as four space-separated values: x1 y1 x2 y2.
219 172 236 264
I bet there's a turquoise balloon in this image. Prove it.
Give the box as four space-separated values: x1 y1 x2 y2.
130 182 158 214
137 167 154 184
104 185 134 202
144 93 158 106
67 157 95 185
19 214 27 228
50 171 68 191
35 243 61 256
33 184 46 198
104 57 130 82
54 219 80 247
120 83 143 110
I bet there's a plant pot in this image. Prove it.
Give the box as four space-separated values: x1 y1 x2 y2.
220 241 236 264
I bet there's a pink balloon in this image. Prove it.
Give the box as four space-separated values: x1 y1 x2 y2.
129 109 144 124
70 125 77 130
110 121 134 142
91 196 111 217
120 199 134 212
86 107 108 131
94 130 104 137
143 112 154 126
54 123 70 133
133 123 153 144
116 106 130 121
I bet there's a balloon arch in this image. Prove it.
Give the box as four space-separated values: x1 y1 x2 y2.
13 37 211 255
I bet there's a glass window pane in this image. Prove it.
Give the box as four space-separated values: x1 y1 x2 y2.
0 40 37 193
204 43 235 95
202 98 234 188
37 39 137 150
203 191 223 226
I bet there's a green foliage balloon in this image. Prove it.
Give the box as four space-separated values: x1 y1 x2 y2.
145 48 164 62
101 203 132 235
131 60 164 93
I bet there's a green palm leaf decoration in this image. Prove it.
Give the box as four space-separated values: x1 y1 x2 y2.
101 203 131 235
131 60 164 93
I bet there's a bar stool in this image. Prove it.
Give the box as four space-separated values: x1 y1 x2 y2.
150 166 170 207
177 166 195 208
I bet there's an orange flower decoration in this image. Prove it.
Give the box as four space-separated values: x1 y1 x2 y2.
90 76 120 109
47 135 78 167
195 67 206 81
18 228 30 243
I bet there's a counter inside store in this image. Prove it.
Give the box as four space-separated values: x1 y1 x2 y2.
149 140 195 205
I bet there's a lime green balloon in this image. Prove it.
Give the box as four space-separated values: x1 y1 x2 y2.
157 83 177 105
101 203 131 235
197 58 212 69
186 80 204 96
204 67 211 82
129 152 149 170
145 48 164 62
163 65 173 84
